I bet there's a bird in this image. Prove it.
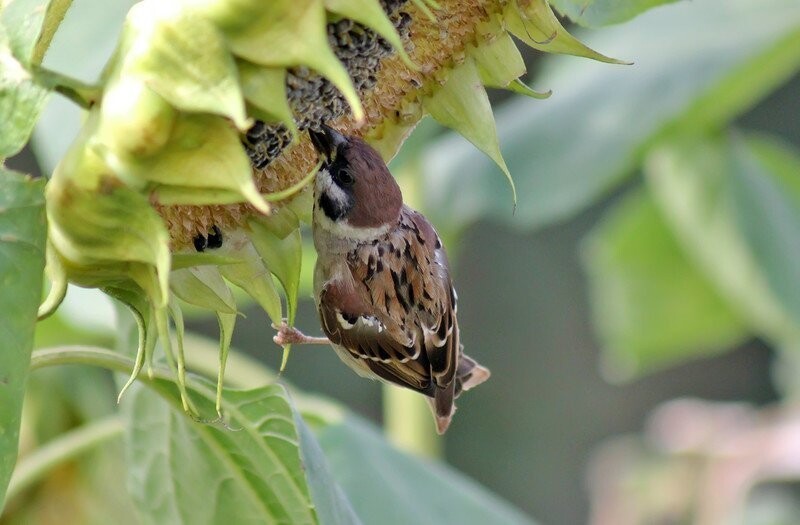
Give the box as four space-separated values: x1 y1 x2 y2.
274 124 490 434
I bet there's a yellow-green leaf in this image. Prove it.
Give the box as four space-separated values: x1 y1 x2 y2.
423 57 516 207
505 0 628 64
123 1 249 129
170 266 238 315
97 113 269 213
248 216 302 325
472 30 551 99
218 238 283 325
473 31 526 88
238 62 297 135
223 0 364 122
46 174 171 306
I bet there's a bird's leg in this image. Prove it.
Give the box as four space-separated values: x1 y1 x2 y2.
272 322 330 346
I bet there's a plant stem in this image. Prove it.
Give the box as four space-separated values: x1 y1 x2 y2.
31 0 74 66
5 416 123 502
383 384 441 459
33 66 101 109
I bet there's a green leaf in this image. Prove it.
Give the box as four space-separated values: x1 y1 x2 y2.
223 0 364 122
423 57 516 207
646 135 800 344
121 1 249 129
0 168 47 513
315 416 536 525
96 113 269 213
46 173 171 304
473 31 526 88
123 381 322 524
417 0 800 233
238 62 297 134
0 0 50 63
728 134 800 330
218 241 283 325
504 0 627 64
170 266 237 315
0 33 49 159
292 411 362 525
582 189 748 380
549 0 680 27
248 216 302 325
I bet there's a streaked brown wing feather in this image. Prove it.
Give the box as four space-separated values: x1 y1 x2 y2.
318 280 432 394
319 206 459 404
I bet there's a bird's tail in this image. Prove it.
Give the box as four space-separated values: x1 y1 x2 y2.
455 353 490 397
427 353 490 434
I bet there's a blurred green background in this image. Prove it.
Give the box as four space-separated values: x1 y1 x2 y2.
5 0 800 523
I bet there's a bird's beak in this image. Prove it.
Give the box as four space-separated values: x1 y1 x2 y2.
308 124 348 162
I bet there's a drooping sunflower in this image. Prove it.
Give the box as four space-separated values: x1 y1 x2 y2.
41 0 621 417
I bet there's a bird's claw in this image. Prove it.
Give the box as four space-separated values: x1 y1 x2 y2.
273 322 304 346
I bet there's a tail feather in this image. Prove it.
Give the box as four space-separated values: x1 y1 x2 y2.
432 382 455 435
425 353 490 434
455 354 490 396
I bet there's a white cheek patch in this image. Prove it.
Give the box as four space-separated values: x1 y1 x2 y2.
317 168 349 209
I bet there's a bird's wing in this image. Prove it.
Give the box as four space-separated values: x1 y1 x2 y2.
318 277 433 394
323 207 460 401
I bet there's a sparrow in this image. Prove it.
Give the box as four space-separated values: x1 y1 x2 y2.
274 124 490 434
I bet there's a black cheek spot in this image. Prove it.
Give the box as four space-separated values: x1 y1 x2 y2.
377 245 385 256
376 260 384 273
320 192 349 221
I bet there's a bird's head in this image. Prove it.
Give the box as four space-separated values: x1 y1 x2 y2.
309 125 403 239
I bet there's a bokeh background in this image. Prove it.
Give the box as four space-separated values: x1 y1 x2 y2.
5 0 800 523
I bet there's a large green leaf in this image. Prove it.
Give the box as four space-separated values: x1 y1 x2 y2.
416 0 800 234
123 376 357 524
293 412 362 525
646 134 800 344
0 169 47 513
315 416 536 525
549 0 680 27
581 189 748 380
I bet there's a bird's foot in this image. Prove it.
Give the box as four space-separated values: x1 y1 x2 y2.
272 322 330 346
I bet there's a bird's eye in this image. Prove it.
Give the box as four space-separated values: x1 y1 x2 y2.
336 169 355 187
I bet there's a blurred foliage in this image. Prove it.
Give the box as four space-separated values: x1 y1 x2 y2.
550 0 680 27
581 189 748 379
405 0 800 239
